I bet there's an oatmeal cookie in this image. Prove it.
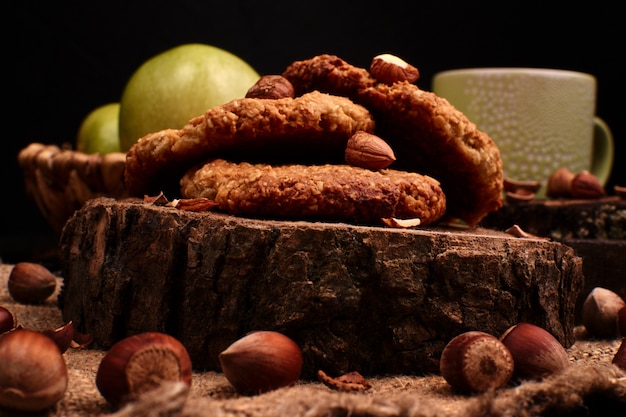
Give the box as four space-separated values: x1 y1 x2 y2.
125 91 376 195
283 55 503 226
180 159 446 225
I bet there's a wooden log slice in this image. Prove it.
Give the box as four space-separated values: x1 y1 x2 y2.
58 198 583 379
481 197 626 241
480 196 626 323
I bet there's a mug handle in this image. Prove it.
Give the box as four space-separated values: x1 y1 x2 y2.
591 117 614 186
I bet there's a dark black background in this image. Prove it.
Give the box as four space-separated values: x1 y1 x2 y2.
3 1 624 262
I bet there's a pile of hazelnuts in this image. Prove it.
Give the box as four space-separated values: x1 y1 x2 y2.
0 262 303 413
440 286 626 393
2 262 625 413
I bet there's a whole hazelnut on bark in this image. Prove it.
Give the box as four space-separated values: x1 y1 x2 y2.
499 322 570 380
582 287 626 338
95 332 193 409
0 328 68 412
7 262 57 304
219 330 302 395
439 331 514 393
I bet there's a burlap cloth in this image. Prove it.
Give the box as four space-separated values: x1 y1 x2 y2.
1 263 625 417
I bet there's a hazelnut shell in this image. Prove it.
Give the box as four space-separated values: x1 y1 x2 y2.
7 262 57 304
345 131 396 170
439 331 514 393
369 54 420 84
0 328 68 412
612 338 626 370
618 306 626 337
219 330 302 394
500 322 570 380
0 305 17 334
581 287 626 338
42 321 75 353
95 332 192 409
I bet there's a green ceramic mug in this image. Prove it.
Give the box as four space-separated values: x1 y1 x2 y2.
432 68 614 197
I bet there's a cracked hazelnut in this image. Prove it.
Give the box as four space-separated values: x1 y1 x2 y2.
440 331 514 393
7 262 57 304
245 75 294 99
219 330 302 395
42 321 75 353
96 332 192 409
503 178 542 194
0 328 68 412
505 190 536 204
500 322 570 380
370 54 420 84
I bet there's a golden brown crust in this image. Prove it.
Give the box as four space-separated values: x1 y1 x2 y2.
282 54 377 97
283 56 503 226
357 83 503 226
124 91 376 195
180 159 446 226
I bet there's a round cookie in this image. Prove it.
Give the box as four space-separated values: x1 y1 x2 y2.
124 91 376 195
180 159 446 225
283 54 503 226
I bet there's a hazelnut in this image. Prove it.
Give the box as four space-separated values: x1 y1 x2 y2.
369 54 420 84
345 131 396 170
439 331 514 393
245 75 295 99
570 170 606 199
546 167 575 198
503 178 542 195
42 321 75 353
219 330 302 395
7 262 57 304
96 332 192 409
582 287 626 338
503 178 541 204
382 217 422 228
612 338 626 370
505 190 536 204
0 305 17 334
618 306 626 337
0 328 68 412
71 330 95 349
499 322 570 380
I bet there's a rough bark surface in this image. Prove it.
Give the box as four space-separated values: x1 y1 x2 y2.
58 198 584 379
481 197 626 321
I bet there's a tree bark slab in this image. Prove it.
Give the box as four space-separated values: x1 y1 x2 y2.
58 198 584 378
481 197 626 321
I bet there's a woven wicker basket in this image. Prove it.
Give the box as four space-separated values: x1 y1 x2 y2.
18 143 128 234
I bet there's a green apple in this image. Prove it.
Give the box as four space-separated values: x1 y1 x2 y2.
76 103 121 154
118 43 260 152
